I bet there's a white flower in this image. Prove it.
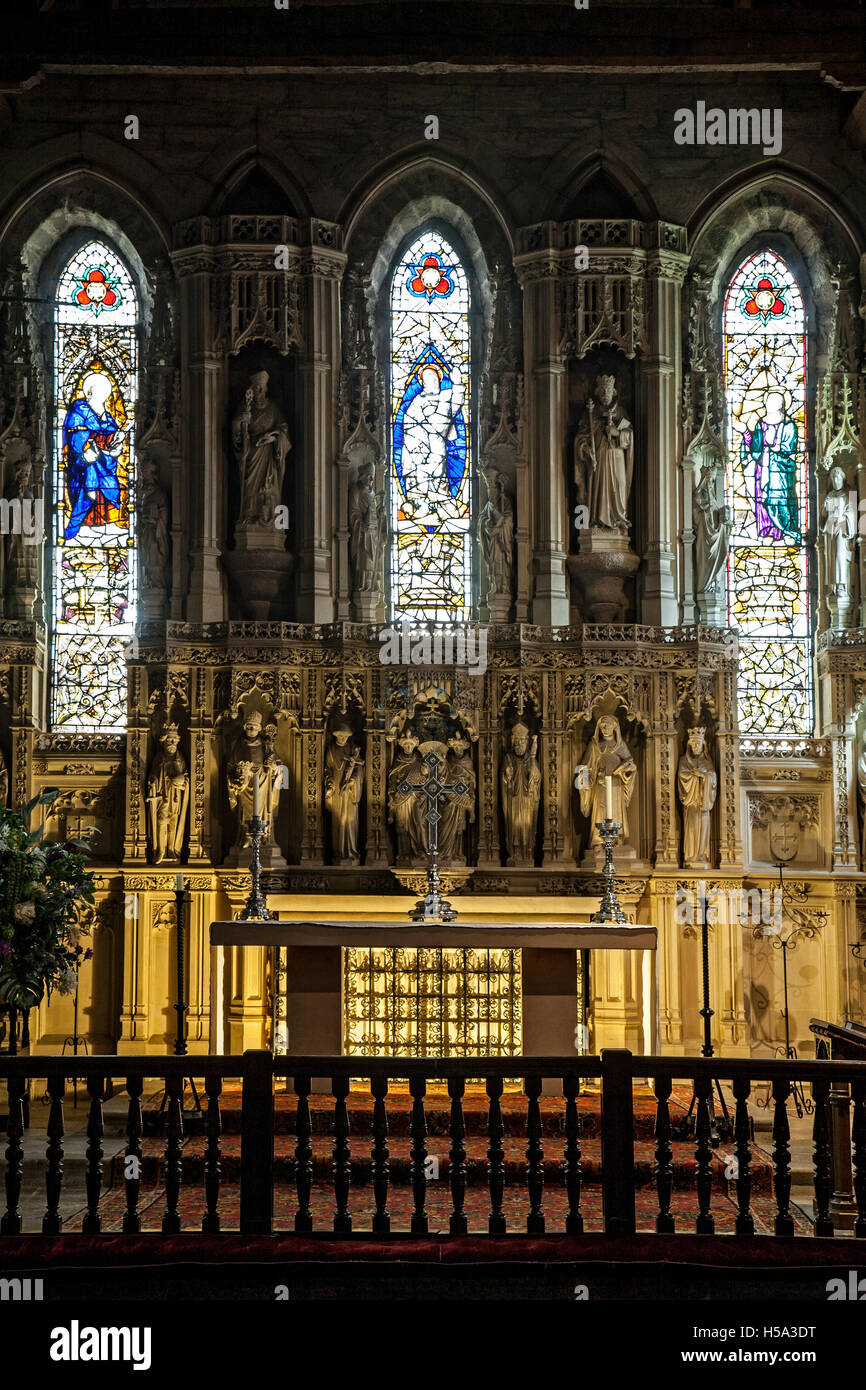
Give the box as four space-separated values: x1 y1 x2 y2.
13 901 36 926
57 967 78 996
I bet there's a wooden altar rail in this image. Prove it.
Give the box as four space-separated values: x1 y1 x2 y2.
1 1052 864 1239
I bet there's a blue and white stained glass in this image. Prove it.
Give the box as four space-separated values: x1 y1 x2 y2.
390 232 471 620
51 241 138 730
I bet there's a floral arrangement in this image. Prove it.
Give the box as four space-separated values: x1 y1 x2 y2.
0 788 96 1011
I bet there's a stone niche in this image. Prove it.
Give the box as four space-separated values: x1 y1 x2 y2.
566 347 639 624
222 345 296 621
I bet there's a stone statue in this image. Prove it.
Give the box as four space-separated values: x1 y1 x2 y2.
139 456 170 590
146 723 189 863
388 728 425 862
226 708 283 852
324 720 364 864
574 374 633 533
578 714 636 849
820 465 855 599
501 721 542 866
479 468 514 598
231 370 291 527
349 462 387 595
858 743 866 870
438 733 476 864
693 464 731 595
677 726 717 868
1 455 40 607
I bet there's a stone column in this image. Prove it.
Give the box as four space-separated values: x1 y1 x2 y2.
717 661 743 868
652 671 680 868
476 669 500 868
516 230 570 626
296 228 345 622
640 235 688 626
172 240 226 624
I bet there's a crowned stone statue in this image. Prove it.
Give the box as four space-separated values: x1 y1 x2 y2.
146 723 189 864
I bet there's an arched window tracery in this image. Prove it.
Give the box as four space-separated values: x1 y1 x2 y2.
388 229 472 621
51 239 138 730
723 247 813 734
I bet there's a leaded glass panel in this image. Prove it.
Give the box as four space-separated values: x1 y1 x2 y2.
52 241 137 730
723 248 812 733
389 231 472 620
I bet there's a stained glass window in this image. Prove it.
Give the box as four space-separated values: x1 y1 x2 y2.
723 249 812 734
51 241 138 731
389 231 472 620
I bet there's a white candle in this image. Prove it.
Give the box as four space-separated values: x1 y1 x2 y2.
604 774 614 821
175 873 184 893
252 771 261 820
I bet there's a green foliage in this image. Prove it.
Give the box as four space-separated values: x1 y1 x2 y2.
0 789 96 1011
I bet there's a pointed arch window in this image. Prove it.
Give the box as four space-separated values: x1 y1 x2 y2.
723 248 812 733
389 230 472 621
51 240 138 730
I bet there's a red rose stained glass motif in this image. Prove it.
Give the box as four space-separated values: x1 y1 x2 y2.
74 265 120 316
407 253 454 302
741 276 787 322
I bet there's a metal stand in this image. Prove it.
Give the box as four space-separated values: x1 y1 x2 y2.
685 888 732 1143
398 751 468 922
60 984 87 1109
756 862 813 1119
239 814 274 921
158 880 202 1120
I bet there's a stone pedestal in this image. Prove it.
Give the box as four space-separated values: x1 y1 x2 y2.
350 590 381 622
223 526 294 620
569 528 640 623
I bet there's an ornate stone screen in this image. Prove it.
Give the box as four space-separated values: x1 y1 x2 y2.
343 946 522 1057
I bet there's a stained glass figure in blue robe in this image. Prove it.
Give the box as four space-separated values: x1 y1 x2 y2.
744 388 799 542
62 371 127 540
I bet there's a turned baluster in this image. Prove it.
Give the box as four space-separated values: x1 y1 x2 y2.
811 1077 833 1237
771 1077 795 1236
371 1073 390 1235
162 1071 184 1234
81 1073 105 1235
487 1075 506 1235
525 1074 545 1235
293 1072 313 1234
43 1074 65 1236
122 1073 143 1235
333 1073 352 1234
732 1076 754 1236
852 1076 866 1239
563 1073 583 1236
448 1075 468 1235
693 1074 714 1235
1 1071 25 1235
409 1074 428 1236
653 1074 675 1234
202 1073 222 1235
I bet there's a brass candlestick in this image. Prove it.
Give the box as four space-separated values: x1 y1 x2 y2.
239 813 274 921
590 818 628 924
